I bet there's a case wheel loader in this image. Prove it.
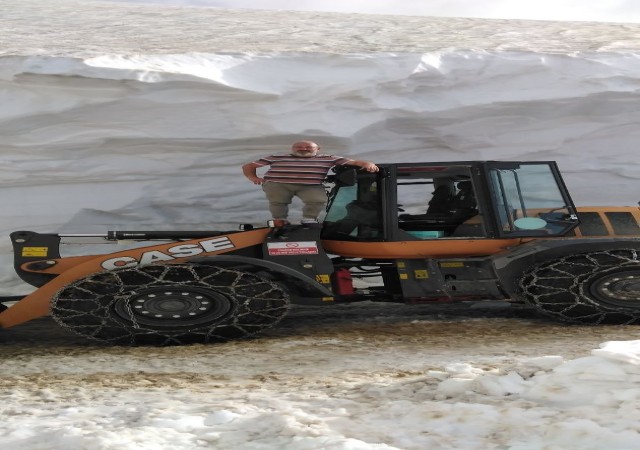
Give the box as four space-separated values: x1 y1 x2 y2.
2 160 639 346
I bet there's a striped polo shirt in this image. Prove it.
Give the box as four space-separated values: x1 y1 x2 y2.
253 154 352 184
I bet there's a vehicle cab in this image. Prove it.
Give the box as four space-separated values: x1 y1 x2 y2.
321 161 580 258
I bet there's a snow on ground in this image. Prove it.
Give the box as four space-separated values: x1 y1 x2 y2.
3 1 640 449
4 304 640 449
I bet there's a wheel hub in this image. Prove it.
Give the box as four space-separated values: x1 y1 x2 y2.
115 286 233 327
592 270 640 303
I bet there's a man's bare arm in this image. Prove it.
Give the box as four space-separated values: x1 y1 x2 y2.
346 160 379 173
242 162 264 184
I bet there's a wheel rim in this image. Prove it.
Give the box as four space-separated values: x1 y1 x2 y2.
114 285 232 328
590 269 640 307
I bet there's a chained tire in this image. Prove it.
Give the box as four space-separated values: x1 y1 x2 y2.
518 249 640 324
51 264 289 345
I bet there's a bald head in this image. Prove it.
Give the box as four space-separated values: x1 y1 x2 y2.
291 140 320 157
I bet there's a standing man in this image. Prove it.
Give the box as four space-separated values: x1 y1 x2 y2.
242 140 378 226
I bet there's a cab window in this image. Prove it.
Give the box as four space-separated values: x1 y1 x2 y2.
322 176 382 240
489 163 578 236
396 166 485 238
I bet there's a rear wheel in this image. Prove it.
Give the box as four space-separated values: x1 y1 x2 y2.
51 264 289 345
518 249 640 324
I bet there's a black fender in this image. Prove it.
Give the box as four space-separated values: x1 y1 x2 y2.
189 254 333 302
10 231 62 287
491 237 640 298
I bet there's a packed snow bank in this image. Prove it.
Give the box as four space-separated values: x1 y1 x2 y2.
2 2 640 296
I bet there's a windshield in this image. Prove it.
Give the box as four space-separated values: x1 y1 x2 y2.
489 163 578 236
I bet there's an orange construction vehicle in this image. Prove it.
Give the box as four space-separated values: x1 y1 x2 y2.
2 160 639 345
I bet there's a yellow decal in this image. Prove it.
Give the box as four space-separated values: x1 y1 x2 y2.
399 273 409 280
441 262 465 268
414 270 429 279
316 274 331 284
322 297 335 302
22 247 48 257
397 261 406 268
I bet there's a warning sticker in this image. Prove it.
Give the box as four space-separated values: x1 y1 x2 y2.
22 247 48 257
267 241 319 256
316 274 330 284
440 262 465 268
414 270 429 279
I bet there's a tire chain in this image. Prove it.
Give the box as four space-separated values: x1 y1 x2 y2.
51 264 289 345
518 249 640 324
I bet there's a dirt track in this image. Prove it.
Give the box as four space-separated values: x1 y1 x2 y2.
3 302 639 363
2 301 640 422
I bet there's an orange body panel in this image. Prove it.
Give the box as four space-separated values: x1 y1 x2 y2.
0 229 270 328
573 206 640 237
321 238 524 259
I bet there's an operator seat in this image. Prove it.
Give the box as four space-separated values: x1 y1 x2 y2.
426 185 454 215
449 181 483 236
450 181 477 216
398 180 480 236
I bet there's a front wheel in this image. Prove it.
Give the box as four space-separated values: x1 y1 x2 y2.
518 249 640 324
51 264 289 345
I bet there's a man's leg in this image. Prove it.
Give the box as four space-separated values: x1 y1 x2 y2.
262 182 294 220
297 184 328 221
